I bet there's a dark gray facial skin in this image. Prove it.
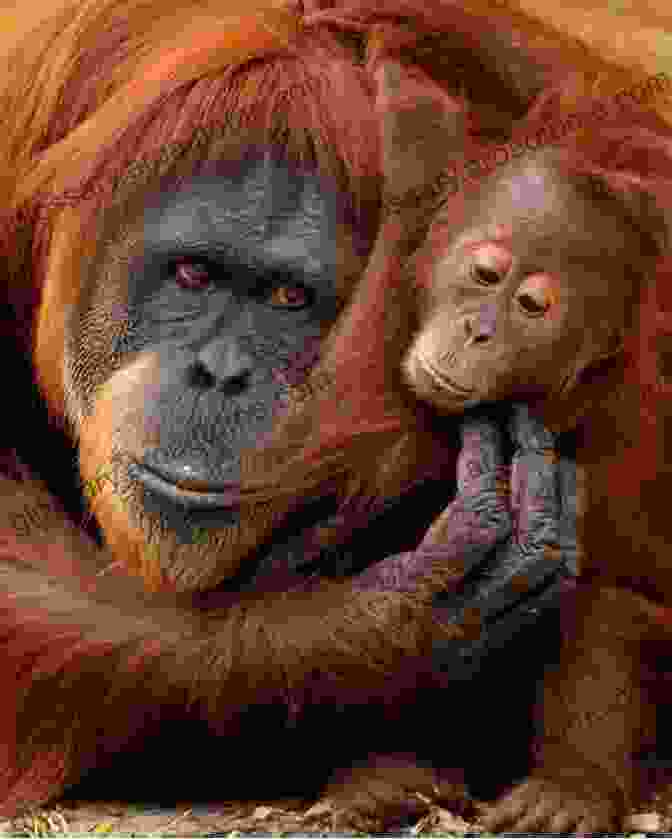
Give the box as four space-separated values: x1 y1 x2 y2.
67 155 349 538
404 151 653 417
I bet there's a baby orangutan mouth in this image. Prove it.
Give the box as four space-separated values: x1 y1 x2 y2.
421 357 474 395
404 351 475 410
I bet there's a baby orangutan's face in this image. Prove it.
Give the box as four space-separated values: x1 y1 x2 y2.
404 153 646 415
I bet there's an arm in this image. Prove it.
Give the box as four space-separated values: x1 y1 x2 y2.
0 404 573 815
0 476 472 814
484 583 664 833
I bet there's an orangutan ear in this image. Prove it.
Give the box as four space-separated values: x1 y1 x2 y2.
373 58 468 201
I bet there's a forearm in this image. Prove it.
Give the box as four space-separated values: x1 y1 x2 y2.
0 537 470 813
537 584 660 805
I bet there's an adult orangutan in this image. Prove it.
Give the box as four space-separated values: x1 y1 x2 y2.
0 0 658 830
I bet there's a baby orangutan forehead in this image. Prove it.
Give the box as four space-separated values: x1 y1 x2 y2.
459 153 644 266
492 155 565 218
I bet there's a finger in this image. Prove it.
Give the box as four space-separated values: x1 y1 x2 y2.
432 573 571 682
455 408 510 499
431 404 578 674
481 786 531 831
422 407 512 547
462 403 571 622
509 402 562 550
354 410 513 595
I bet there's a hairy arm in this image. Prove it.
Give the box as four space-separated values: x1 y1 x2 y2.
0 404 575 813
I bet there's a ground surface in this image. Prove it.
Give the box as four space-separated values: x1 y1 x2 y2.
1 790 671 836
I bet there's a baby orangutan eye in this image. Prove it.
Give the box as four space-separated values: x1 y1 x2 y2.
467 242 512 286
515 273 558 318
517 292 549 316
472 264 502 286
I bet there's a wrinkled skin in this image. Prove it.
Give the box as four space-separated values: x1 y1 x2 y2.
70 156 361 590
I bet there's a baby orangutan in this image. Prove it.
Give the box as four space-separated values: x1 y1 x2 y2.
403 148 639 421
402 144 672 832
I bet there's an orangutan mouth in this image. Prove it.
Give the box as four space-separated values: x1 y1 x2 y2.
417 355 475 396
129 462 242 510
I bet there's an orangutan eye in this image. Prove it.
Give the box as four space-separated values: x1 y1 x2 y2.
172 261 213 291
466 241 512 286
472 264 502 286
267 283 313 309
517 292 550 316
515 273 557 318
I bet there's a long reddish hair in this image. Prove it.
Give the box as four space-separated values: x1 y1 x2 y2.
237 3 672 520
3 0 671 523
